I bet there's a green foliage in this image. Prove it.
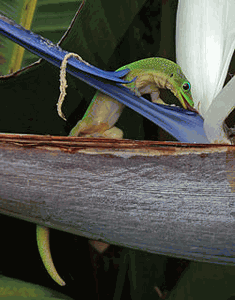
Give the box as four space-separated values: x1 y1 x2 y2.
168 261 235 300
0 275 73 299
0 0 37 75
22 0 82 67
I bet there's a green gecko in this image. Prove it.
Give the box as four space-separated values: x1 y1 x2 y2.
69 57 196 138
36 57 196 286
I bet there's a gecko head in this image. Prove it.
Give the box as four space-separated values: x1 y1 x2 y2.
145 57 198 113
168 71 198 113
178 81 198 113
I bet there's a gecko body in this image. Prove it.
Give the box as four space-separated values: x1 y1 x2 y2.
37 57 195 286
69 57 196 138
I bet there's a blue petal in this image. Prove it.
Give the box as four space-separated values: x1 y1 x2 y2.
0 14 209 143
0 14 130 83
68 70 209 143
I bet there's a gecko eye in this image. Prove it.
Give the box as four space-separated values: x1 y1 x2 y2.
182 82 191 92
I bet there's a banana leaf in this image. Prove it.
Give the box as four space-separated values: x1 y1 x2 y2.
0 274 73 299
22 0 84 67
0 0 37 74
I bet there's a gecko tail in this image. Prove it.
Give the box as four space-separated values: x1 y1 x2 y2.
36 225 66 286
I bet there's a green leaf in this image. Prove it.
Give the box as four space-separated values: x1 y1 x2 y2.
22 0 83 67
0 275 73 299
0 0 37 75
167 261 235 300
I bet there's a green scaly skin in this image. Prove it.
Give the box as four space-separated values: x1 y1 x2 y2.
69 57 196 138
37 57 195 286
36 225 65 286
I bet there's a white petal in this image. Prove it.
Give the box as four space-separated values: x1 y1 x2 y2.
176 0 235 143
203 75 235 144
176 0 235 116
